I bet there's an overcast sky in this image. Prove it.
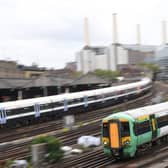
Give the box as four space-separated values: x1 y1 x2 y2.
0 0 167 69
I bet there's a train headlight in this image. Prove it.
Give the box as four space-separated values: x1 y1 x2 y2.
102 137 109 146
124 140 130 146
103 141 107 145
103 140 109 145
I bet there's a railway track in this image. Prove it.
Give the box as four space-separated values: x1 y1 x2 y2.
62 147 113 168
0 91 153 143
0 123 100 160
0 91 154 161
106 143 168 168
1 82 167 165
40 144 168 168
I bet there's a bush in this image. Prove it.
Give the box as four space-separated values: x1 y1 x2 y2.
94 69 120 81
4 160 14 168
31 136 64 163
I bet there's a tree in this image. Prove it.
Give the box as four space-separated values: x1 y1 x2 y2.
139 63 160 73
94 69 120 81
31 136 64 163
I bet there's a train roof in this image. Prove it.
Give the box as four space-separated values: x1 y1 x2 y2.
124 101 168 118
0 78 151 110
104 101 168 121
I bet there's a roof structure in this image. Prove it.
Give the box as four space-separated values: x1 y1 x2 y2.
0 78 30 89
70 72 109 85
83 46 107 55
24 76 73 88
155 45 168 59
0 76 73 89
0 73 110 89
122 44 156 52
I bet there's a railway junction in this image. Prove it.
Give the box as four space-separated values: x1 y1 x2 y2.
0 79 168 168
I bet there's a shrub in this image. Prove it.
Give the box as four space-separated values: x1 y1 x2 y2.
31 136 64 163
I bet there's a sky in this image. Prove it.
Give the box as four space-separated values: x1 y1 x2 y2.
0 0 167 69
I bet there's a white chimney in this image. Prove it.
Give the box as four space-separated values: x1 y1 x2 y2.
84 17 90 46
162 20 167 45
136 24 141 45
113 13 118 44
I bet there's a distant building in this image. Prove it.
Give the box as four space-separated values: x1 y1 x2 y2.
76 46 110 74
18 64 46 78
65 62 77 71
155 45 168 79
76 44 156 74
0 60 24 78
44 68 76 79
123 44 156 65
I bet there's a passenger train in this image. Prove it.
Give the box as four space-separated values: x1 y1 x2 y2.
102 101 168 159
0 78 152 128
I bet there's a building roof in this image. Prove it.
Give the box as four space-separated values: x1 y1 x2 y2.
70 72 109 85
155 45 168 59
121 44 157 52
0 78 30 89
18 64 46 71
0 76 73 89
24 76 73 88
82 44 156 54
83 46 107 55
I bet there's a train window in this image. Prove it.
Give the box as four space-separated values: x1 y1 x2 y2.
134 120 151 136
74 98 82 103
8 106 34 116
120 122 130 137
54 101 63 107
157 115 168 128
40 103 53 110
69 98 82 105
6 110 11 116
104 93 114 98
102 123 109 137
127 88 133 93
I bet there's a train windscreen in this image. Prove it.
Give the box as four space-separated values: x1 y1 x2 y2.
103 123 109 137
120 122 130 137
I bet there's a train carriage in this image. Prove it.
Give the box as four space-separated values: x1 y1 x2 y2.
102 101 168 159
0 78 152 128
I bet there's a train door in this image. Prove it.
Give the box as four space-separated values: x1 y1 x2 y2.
109 121 121 148
150 114 157 139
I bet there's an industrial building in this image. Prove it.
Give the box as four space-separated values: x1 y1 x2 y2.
76 44 156 74
154 21 168 80
76 14 156 74
155 45 168 80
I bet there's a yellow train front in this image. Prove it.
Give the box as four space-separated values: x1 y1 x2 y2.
102 113 137 159
102 102 168 159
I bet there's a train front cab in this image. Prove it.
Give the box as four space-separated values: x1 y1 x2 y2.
102 118 136 159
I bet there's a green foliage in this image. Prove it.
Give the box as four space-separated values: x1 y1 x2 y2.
163 96 168 102
4 160 14 168
94 69 120 80
31 136 64 163
31 135 49 144
74 71 83 77
139 63 160 73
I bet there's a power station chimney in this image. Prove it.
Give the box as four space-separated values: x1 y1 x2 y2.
84 17 90 46
162 20 167 45
113 13 118 44
136 24 141 45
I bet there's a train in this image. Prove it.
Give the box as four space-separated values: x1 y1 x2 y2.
0 78 152 128
102 100 168 159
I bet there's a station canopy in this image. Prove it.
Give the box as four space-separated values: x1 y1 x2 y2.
70 72 109 85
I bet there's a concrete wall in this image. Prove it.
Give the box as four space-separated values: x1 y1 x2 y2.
0 60 25 78
108 45 117 71
76 52 82 72
76 44 155 74
95 54 108 70
117 46 128 65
